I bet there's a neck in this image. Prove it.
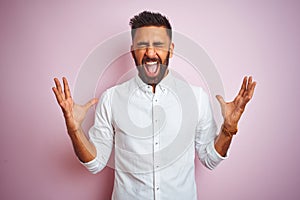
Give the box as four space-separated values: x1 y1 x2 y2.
151 69 170 93
150 84 156 93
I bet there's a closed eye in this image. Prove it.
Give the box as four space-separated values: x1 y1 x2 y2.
153 42 164 47
137 42 149 48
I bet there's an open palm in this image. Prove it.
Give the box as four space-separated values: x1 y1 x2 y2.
216 76 256 130
52 77 98 134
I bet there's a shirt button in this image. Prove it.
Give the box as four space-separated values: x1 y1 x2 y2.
156 187 160 190
155 142 158 145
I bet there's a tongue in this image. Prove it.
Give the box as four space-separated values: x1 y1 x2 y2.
145 61 159 74
147 64 157 73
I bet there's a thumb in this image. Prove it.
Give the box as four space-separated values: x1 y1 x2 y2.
84 98 99 110
216 95 225 106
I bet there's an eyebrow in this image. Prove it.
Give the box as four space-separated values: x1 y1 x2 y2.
136 41 165 46
137 42 149 46
153 42 164 46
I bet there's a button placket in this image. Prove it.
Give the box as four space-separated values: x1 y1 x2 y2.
152 94 161 200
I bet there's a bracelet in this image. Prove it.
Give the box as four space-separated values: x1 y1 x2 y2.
221 124 238 137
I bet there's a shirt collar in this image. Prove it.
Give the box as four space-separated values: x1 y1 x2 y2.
134 70 175 93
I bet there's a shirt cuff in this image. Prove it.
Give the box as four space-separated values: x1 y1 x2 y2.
211 140 229 160
80 157 105 174
205 141 228 170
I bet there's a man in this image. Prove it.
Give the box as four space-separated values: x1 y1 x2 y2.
52 11 256 200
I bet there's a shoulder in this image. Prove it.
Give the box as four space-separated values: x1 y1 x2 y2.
171 76 208 100
102 77 136 95
98 77 137 107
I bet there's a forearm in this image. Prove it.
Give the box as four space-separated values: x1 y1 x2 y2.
68 128 97 163
214 124 236 157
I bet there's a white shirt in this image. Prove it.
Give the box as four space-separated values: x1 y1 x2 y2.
82 71 227 200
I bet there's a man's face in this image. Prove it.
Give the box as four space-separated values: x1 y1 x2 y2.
131 26 174 85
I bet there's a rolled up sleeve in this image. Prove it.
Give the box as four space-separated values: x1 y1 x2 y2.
194 88 228 170
81 89 115 174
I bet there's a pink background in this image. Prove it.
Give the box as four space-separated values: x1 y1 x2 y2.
1 0 300 199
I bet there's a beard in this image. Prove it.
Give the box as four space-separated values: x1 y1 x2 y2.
133 52 170 85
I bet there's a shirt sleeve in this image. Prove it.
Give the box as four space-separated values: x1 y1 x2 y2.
194 88 228 170
81 89 115 174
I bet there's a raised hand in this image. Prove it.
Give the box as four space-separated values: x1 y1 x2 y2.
216 76 256 132
52 77 98 134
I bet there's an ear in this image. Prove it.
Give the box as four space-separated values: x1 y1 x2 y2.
169 43 174 58
130 45 134 58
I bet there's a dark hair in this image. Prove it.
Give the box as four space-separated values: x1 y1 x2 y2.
129 11 172 40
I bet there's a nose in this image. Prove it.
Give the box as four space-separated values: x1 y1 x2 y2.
145 46 156 58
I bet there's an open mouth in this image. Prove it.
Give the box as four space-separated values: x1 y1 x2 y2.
143 61 160 77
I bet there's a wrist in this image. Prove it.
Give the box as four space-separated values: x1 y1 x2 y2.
223 120 238 130
221 124 238 137
67 127 81 136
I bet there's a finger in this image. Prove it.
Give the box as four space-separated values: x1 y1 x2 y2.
245 76 253 92
52 86 63 105
54 78 63 96
216 95 225 106
238 76 247 97
247 81 256 100
84 98 99 110
248 76 253 85
53 78 64 101
244 76 255 96
63 77 72 99
241 81 256 108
